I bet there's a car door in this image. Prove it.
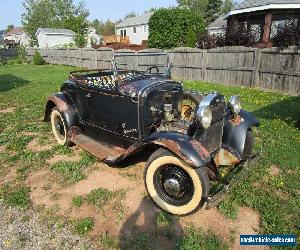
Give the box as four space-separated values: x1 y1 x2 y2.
73 82 94 123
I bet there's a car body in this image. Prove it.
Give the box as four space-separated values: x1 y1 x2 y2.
44 60 260 215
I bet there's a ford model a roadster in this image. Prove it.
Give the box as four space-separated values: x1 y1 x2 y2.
44 56 260 215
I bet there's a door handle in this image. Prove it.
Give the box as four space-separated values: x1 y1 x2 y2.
85 93 91 98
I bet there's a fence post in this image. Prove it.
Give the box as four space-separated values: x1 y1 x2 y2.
202 50 207 81
251 48 261 87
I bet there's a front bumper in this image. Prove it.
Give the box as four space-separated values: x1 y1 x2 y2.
205 152 261 209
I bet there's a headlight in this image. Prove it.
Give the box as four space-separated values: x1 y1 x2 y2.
228 96 241 115
196 106 212 129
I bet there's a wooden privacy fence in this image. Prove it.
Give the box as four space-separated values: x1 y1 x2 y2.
26 47 300 95
0 48 17 59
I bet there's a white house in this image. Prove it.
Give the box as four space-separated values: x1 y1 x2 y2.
115 12 153 45
207 15 227 35
36 28 75 48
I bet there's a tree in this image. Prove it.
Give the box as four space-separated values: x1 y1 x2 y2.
222 0 235 14
22 0 89 45
91 19 115 36
6 25 15 32
124 12 136 19
148 8 205 49
176 0 222 23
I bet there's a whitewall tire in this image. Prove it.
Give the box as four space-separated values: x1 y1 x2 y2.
144 149 210 215
50 107 71 146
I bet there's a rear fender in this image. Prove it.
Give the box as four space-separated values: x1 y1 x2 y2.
44 92 78 129
222 110 259 157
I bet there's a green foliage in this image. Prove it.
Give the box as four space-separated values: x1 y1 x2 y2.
72 195 83 207
6 24 15 32
180 226 229 250
50 161 86 184
73 217 94 235
0 185 31 208
186 28 197 47
33 50 45 65
87 188 113 209
148 8 205 49
22 0 89 44
99 233 120 249
74 33 87 47
17 45 28 63
222 0 236 14
176 0 223 23
91 19 115 36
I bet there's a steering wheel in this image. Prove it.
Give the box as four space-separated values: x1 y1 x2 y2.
144 66 159 74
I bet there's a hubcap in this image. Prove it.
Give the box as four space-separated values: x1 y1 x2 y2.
154 164 194 206
164 178 181 196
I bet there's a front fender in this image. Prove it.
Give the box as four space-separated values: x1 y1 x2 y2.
143 131 211 168
44 92 78 129
106 131 211 167
222 110 259 156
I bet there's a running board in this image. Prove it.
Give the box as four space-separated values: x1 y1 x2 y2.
70 133 125 161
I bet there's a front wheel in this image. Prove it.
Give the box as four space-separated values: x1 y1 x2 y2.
144 149 210 215
50 107 72 146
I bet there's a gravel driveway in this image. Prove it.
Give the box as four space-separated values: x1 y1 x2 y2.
0 201 98 250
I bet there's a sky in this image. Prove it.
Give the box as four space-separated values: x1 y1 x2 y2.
0 0 178 30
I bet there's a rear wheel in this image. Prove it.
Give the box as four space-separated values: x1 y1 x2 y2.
144 149 210 215
50 107 71 146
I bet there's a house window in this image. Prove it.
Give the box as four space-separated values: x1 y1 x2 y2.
133 27 136 33
120 29 127 37
144 25 147 32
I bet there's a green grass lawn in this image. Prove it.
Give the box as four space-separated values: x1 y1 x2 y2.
0 64 299 247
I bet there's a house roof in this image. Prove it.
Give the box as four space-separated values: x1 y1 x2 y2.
36 28 75 36
116 12 153 28
207 15 227 31
4 27 24 36
227 0 300 16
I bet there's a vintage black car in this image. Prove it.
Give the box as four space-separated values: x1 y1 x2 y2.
44 58 260 215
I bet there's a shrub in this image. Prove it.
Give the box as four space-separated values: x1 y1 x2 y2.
198 32 226 49
148 8 205 49
186 28 197 48
272 20 300 48
17 45 28 63
225 23 257 47
75 33 87 48
33 50 45 65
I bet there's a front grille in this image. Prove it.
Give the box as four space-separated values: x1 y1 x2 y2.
198 101 226 152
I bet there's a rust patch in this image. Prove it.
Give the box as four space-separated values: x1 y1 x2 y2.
214 148 241 167
48 95 69 111
190 139 210 161
155 139 196 166
229 115 244 126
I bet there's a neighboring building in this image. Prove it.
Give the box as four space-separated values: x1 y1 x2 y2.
20 31 31 47
225 0 300 47
207 15 227 35
3 27 23 47
115 12 153 45
86 27 102 48
36 28 75 48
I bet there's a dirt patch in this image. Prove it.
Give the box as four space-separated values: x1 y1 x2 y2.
0 107 15 114
47 153 82 165
181 206 267 249
0 145 5 152
0 167 18 186
26 163 265 248
26 138 56 152
269 165 281 176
